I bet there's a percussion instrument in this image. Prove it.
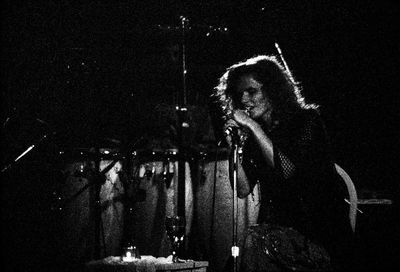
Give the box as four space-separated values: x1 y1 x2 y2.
127 148 193 257
52 147 125 263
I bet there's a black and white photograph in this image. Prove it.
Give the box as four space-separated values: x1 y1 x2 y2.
2 1 399 271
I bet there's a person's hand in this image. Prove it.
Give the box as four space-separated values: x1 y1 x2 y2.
232 109 255 129
223 119 239 147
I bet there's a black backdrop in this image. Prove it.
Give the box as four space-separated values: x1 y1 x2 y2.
2 0 399 271
2 0 399 193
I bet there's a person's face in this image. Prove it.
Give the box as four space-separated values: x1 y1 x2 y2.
236 74 272 121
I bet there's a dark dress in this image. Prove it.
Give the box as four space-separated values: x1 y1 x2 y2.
240 108 354 271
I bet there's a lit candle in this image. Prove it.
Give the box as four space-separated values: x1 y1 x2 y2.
122 251 134 262
121 245 140 262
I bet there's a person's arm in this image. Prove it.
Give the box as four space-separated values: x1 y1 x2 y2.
246 122 298 180
232 109 275 166
231 109 329 192
233 159 252 198
224 117 255 198
273 111 332 180
263 109 332 182
246 121 275 168
228 110 276 197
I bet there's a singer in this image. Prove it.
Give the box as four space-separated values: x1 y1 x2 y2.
213 55 354 271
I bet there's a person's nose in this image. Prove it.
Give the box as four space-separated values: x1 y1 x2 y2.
241 91 249 104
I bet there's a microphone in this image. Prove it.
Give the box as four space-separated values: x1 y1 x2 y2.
225 126 240 144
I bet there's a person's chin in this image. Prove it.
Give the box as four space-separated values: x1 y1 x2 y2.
252 110 263 119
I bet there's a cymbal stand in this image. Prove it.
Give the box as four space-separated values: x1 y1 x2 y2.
173 16 190 261
176 15 189 219
181 16 188 106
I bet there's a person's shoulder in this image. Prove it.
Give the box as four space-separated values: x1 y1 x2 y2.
283 107 322 130
297 107 321 122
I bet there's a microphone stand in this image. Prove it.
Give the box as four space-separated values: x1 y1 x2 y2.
230 133 240 272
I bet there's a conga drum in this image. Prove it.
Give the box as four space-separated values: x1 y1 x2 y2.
52 148 96 266
98 148 125 257
52 147 125 266
128 148 193 257
192 147 260 272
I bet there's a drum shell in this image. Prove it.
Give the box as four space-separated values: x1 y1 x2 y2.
53 148 125 264
99 156 125 257
191 150 260 272
128 150 193 257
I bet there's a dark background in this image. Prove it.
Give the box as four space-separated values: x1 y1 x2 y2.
1 0 399 270
2 0 399 195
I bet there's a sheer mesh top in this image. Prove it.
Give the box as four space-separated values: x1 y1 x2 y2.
242 108 351 247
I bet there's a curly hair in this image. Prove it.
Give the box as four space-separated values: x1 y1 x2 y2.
212 55 318 124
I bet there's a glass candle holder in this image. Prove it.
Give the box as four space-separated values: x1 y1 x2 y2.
121 245 140 262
